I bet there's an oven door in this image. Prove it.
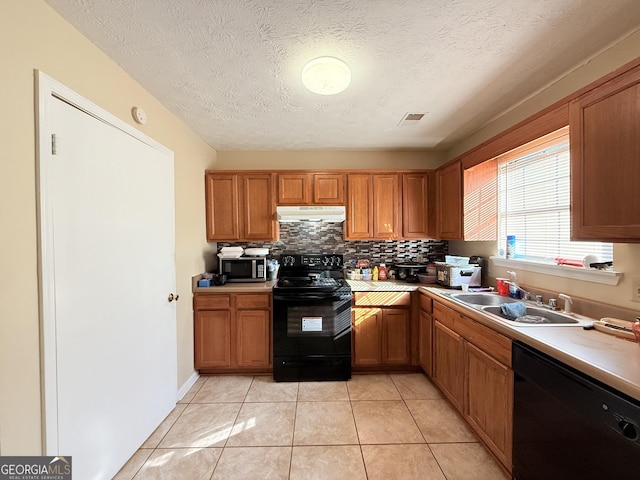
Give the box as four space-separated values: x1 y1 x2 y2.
273 291 352 357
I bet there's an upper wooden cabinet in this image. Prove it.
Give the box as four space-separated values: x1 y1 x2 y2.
278 173 311 204
373 174 400 239
346 173 400 240
207 169 432 241
570 63 640 242
346 174 374 239
402 172 432 239
277 173 345 205
463 159 497 240
435 161 463 240
314 174 345 204
205 172 277 242
205 174 240 240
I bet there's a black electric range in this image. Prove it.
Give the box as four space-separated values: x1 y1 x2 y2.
272 254 352 382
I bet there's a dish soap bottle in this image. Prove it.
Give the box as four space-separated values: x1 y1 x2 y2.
372 266 379 282
378 264 387 280
507 270 521 299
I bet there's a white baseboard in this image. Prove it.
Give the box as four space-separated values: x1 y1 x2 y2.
176 370 200 402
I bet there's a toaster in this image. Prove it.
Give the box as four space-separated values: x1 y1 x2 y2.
435 263 482 288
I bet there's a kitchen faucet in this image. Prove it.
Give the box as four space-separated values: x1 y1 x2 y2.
505 271 533 300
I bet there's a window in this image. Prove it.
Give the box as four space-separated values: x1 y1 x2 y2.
496 127 613 264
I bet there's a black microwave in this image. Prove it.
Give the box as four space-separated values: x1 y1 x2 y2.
219 256 267 282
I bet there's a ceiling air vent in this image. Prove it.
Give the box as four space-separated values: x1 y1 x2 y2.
398 112 425 127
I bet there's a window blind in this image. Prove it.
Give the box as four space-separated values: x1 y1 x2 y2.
497 130 613 263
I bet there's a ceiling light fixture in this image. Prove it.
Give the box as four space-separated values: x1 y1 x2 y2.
301 57 351 95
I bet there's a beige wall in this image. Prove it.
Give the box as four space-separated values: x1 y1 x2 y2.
0 0 216 454
447 29 640 161
447 29 640 312
216 150 446 170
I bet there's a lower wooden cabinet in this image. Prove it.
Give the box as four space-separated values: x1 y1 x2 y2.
465 342 513 468
418 292 433 376
382 309 410 364
352 308 382 365
431 300 513 473
433 320 465 411
194 310 231 368
352 305 410 368
194 292 272 372
236 309 271 367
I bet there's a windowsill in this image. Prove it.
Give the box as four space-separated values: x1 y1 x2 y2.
490 257 623 286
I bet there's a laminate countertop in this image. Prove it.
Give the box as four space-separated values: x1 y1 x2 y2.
346 279 421 291
192 277 422 293
421 287 640 402
192 275 276 293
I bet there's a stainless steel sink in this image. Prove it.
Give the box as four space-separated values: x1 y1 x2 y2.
449 293 520 306
482 305 579 324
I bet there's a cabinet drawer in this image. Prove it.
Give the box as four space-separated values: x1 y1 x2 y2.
354 291 411 307
236 293 271 309
434 302 461 330
434 301 511 366
194 294 231 310
459 318 511 366
419 292 433 313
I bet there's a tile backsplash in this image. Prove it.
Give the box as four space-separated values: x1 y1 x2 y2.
218 222 448 265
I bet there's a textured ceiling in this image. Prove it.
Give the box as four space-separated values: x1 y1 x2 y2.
45 0 640 151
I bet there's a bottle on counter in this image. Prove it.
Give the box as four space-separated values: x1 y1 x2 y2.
372 266 379 281
378 264 387 280
633 317 640 342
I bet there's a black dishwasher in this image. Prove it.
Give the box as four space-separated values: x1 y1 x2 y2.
512 342 640 480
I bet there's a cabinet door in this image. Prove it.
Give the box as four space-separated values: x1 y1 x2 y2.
433 320 464 411
352 308 382 365
278 174 311 204
418 310 433 376
243 174 277 240
205 173 240 241
435 161 463 240
194 310 231 368
382 309 410 365
463 160 497 240
466 342 513 469
236 309 271 367
346 174 374 239
570 64 640 241
402 172 431 239
373 174 401 239
314 174 345 204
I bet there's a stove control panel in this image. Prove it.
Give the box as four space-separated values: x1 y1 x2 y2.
280 254 344 269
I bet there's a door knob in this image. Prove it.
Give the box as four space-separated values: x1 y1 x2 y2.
168 293 179 302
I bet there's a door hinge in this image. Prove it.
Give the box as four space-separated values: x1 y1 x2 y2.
51 133 58 155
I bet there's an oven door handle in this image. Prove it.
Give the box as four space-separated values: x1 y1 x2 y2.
274 293 351 301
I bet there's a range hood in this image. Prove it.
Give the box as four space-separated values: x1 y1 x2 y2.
276 205 346 223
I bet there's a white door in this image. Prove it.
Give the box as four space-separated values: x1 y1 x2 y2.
40 88 177 479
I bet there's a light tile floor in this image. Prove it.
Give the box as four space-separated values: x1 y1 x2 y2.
115 373 508 480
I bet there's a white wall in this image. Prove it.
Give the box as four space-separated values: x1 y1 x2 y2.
0 0 216 454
